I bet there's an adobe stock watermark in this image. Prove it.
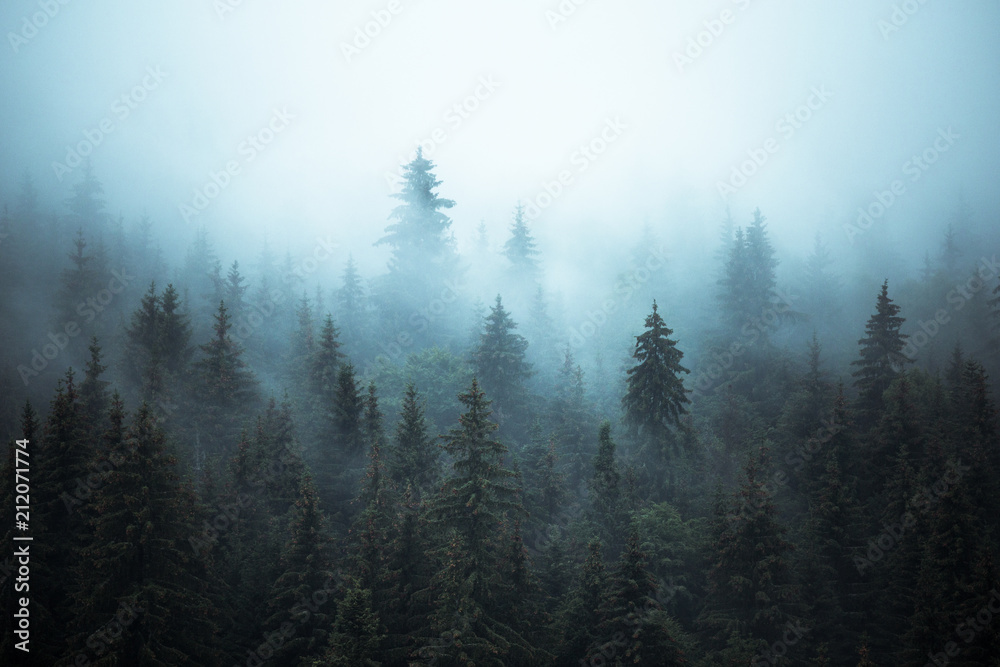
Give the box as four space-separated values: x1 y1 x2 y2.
716 86 833 200
214 0 248 20
385 75 501 191
340 0 414 63
231 235 339 345
751 621 810 666
903 255 1000 360
689 289 799 397
523 117 627 220
566 243 670 349
238 570 344 666
878 0 933 40
924 589 1000 667
178 108 294 224
17 268 135 386
854 458 970 574
844 127 959 244
52 66 168 182
545 0 593 30
362 273 470 376
673 0 756 74
7 0 73 54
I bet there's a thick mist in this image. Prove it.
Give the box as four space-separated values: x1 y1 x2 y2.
1 2 1000 666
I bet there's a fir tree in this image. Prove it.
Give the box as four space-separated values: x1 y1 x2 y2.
264 472 335 665
588 421 625 556
502 203 540 278
388 383 438 500
700 445 797 650
425 379 535 663
622 301 690 459
194 301 258 410
851 280 912 423
555 538 608 666
472 295 533 436
65 159 106 234
586 526 688 666
311 314 344 404
80 336 111 430
67 403 220 664
333 362 365 459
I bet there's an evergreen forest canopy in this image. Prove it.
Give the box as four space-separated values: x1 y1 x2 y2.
1 150 1000 666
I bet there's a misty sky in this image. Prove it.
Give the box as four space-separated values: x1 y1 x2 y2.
2 0 999 290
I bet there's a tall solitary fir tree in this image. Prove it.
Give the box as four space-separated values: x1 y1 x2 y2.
851 280 911 425
622 301 690 464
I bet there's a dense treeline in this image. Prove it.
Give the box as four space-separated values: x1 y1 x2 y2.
1 152 999 665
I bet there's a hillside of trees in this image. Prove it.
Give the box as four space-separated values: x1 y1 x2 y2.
1 153 999 665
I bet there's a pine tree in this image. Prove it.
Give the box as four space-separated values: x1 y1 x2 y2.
388 383 439 500
264 472 335 665
66 403 220 664
317 584 385 666
58 229 104 328
588 421 625 556
333 362 364 459
803 233 841 326
718 208 780 337
549 348 592 493
586 526 688 666
80 336 111 430
159 284 192 374
851 280 912 423
378 148 457 271
424 379 535 664
799 390 866 663
311 314 344 405
700 445 797 651
194 301 259 410
224 260 249 321
622 301 690 460
338 254 367 352
374 149 461 339
502 203 540 279
472 295 533 436
65 159 106 235
939 223 962 275
555 538 607 666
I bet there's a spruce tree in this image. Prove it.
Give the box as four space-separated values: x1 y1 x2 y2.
851 280 912 423
388 383 438 500
425 379 534 664
622 300 690 460
700 445 797 651
586 526 688 666
502 203 540 279
472 295 533 437
65 159 106 235
67 403 220 664
311 314 344 405
195 301 258 409
264 472 335 665
556 539 608 666
588 421 626 556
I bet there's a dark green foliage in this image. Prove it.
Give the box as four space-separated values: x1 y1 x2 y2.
851 281 912 423
388 382 439 500
622 300 690 458
66 403 221 665
700 445 797 651
472 295 533 437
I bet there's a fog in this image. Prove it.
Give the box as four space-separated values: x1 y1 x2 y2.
2 2 1000 664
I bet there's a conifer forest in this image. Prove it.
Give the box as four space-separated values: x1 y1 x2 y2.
1 2 1000 666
